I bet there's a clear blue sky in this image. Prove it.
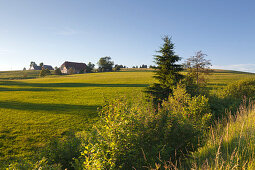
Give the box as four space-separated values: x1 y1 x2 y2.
1 0 255 72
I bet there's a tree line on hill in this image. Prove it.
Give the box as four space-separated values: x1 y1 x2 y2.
25 57 132 77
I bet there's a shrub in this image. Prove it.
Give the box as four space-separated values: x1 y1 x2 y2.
39 134 82 170
222 78 255 99
79 85 211 169
54 67 62 75
6 157 62 170
209 78 255 119
39 68 51 77
67 67 75 74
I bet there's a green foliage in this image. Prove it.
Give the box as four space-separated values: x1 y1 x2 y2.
222 78 255 99
30 61 37 69
146 36 183 104
6 157 62 170
39 62 44 67
39 134 81 170
184 51 212 85
80 85 211 169
113 64 121 71
97 56 114 72
0 69 254 167
54 67 62 75
188 102 255 169
67 67 75 74
0 71 152 166
182 73 210 97
209 78 255 119
39 68 51 77
86 62 95 73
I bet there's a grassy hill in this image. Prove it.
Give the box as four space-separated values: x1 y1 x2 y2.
0 69 254 166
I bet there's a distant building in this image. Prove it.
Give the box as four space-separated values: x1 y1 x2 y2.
30 65 42 70
42 65 54 70
60 61 87 74
30 64 54 70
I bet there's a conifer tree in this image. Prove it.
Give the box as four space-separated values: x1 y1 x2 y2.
146 36 183 104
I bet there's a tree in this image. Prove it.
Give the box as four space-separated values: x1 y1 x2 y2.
113 64 121 71
146 36 183 104
39 68 51 77
87 62 95 73
184 51 212 85
140 64 147 68
39 62 44 67
97 56 114 72
30 61 37 69
54 67 62 75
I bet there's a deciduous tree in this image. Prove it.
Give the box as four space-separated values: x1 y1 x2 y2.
87 62 95 73
185 51 212 85
97 56 114 72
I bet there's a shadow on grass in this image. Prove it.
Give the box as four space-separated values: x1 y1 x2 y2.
0 81 149 88
0 100 99 115
213 70 255 74
207 83 227 86
0 87 61 92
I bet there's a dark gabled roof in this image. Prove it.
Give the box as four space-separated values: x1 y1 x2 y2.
33 66 42 70
43 65 54 70
61 61 87 70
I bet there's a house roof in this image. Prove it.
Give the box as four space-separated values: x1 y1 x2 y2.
61 61 87 70
43 65 54 70
33 66 42 70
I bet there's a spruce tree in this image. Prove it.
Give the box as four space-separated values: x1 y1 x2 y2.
146 36 183 104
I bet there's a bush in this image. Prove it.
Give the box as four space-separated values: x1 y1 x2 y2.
6 157 62 170
222 78 255 99
79 85 211 169
67 67 75 74
39 134 82 170
209 78 255 119
39 68 51 77
54 67 62 75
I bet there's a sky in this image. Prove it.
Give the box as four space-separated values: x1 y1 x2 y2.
0 0 255 72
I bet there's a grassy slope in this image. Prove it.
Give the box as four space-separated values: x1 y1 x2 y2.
0 69 254 165
0 71 153 164
0 70 41 80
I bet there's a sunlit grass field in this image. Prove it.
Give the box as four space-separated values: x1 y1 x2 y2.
0 69 254 165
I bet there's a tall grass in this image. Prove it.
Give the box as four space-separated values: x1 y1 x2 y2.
189 100 255 169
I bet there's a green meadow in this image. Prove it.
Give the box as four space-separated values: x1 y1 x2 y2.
0 69 255 165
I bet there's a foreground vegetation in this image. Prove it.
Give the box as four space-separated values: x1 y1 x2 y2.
1 69 255 169
189 102 255 169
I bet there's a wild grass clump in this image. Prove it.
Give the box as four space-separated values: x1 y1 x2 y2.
6 158 62 170
188 101 255 169
79 85 211 169
5 134 82 170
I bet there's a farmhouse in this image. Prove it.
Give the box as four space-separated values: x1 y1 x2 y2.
60 61 87 74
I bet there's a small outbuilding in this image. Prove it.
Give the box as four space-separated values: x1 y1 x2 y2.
60 61 87 74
